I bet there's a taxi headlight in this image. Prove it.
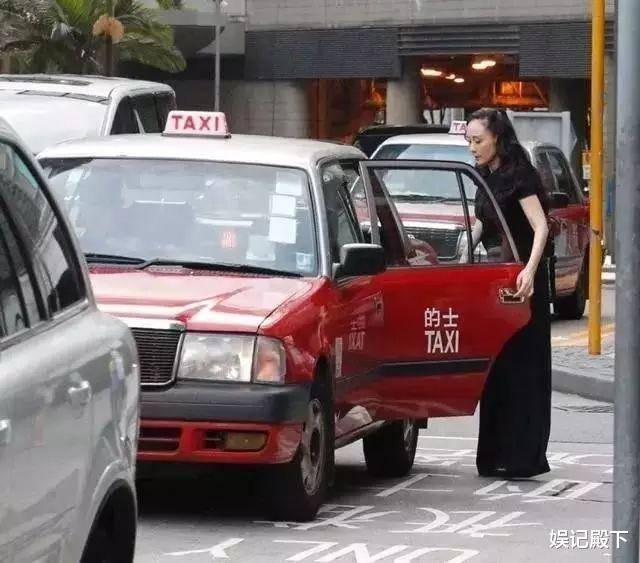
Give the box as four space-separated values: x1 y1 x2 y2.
178 334 254 382
177 334 286 384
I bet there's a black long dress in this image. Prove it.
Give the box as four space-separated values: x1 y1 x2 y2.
475 160 552 478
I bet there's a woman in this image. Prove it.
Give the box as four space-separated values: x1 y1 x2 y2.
466 108 552 478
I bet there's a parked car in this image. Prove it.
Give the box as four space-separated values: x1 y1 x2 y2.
0 118 140 562
39 111 531 521
352 123 449 156
0 74 176 154
372 129 590 319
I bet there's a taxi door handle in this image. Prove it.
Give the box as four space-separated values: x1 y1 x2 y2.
499 287 525 304
0 419 11 447
68 380 92 408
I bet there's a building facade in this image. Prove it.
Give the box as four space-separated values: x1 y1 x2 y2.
130 0 617 247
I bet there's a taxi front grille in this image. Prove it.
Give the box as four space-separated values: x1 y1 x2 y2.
131 328 182 386
405 226 462 260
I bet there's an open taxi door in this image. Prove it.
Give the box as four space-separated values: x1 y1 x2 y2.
356 160 531 420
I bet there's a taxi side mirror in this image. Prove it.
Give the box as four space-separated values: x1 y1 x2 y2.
335 243 386 278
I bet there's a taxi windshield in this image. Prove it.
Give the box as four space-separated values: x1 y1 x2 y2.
42 158 318 276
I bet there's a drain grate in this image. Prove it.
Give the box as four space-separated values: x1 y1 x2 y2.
554 404 614 413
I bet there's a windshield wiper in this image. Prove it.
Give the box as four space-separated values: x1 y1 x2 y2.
85 253 147 265
138 259 303 278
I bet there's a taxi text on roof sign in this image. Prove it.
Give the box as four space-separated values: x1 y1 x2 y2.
449 120 467 135
163 110 230 138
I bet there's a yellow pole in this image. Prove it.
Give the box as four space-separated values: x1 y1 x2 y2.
588 0 605 355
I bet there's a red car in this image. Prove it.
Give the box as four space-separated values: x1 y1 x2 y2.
40 111 530 521
372 131 590 319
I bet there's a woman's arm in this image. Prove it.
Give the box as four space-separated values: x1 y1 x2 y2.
514 194 549 298
459 219 483 263
471 218 483 248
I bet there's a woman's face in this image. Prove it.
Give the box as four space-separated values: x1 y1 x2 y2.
466 119 498 168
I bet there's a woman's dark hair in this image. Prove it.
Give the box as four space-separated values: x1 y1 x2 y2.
468 107 549 212
467 108 530 170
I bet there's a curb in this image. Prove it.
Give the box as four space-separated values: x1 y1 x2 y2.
552 365 614 402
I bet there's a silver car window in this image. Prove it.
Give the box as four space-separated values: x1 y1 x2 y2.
1 144 85 315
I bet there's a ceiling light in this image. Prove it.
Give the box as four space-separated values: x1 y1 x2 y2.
421 68 443 77
454 77 465 83
446 74 456 80
472 58 497 70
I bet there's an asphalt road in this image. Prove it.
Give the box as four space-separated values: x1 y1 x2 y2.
135 391 615 562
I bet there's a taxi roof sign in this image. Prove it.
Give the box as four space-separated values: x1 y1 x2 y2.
163 110 230 138
449 120 467 135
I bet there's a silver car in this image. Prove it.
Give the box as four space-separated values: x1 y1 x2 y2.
0 118 140 562
0 74 176 154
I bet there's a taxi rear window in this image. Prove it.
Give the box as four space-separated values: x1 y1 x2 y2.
40 158 318 276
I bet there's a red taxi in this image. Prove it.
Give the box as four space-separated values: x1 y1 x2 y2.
39 111 530 521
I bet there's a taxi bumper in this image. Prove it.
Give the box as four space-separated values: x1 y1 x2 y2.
138 381 310 464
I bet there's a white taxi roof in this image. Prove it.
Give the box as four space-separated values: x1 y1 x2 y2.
0 74 173 100
376 132 538 157
37 133 366 170
378 133 469 149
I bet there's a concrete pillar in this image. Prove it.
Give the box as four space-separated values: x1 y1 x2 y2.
226 81 309 138
386 59 421 125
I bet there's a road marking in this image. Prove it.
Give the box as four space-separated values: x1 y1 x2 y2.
552 322 615 347
474 479 605 503
376 474 435 497
393 508 540 538
165 538 244 558
274 541 480 563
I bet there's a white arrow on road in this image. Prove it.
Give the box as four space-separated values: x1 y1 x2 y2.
165 538 244 559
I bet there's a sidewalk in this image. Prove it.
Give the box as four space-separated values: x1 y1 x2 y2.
549 256 616 402
552 339 615 402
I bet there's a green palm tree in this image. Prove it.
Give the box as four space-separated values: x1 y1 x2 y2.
0 0 186 75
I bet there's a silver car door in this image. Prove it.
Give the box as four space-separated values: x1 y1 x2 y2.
0 394 10 562
0 144 91 562
0 209 27 563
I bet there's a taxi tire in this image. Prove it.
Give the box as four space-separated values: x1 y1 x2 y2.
363 420 418 478
265 382 332 522
555 265 587 320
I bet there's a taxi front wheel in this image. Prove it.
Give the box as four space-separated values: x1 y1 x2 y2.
363 420 418 478
265 384 332 522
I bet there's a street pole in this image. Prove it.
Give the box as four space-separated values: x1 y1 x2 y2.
588 0 605 355
214 0 221 111
613 0 640 558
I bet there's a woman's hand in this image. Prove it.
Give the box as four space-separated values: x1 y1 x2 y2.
515 266 535 299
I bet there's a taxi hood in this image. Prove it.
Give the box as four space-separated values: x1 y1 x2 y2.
89 266 316 333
